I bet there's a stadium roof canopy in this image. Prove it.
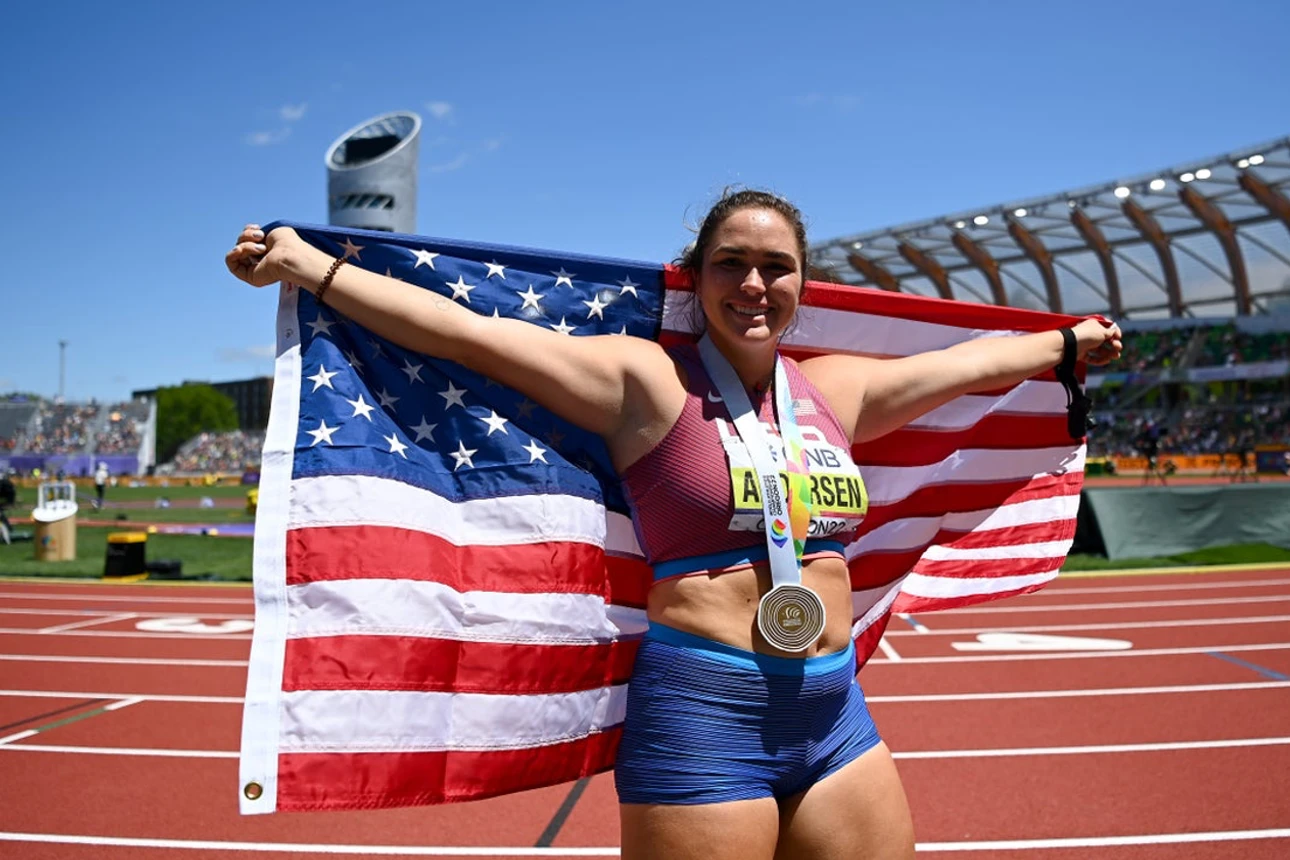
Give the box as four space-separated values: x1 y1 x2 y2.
809 136 1290 320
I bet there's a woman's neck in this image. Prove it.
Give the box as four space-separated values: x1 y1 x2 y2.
707 331 777 393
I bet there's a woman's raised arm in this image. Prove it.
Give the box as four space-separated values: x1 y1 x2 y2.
226 224 680 441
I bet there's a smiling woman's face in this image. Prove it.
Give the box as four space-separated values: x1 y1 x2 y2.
697 207 804 349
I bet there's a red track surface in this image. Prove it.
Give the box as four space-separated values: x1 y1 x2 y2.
0 570 1287 858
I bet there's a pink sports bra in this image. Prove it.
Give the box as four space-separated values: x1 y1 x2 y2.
620 344 867 581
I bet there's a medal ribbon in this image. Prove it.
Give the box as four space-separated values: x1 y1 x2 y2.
698 335 814 586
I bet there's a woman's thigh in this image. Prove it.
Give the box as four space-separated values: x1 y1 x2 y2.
774 742 915 860
620 797 780 860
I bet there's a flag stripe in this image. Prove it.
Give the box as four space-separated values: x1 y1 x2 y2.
287 579 644 643
284 635 639 694
276 729 622 811
279 686 627 751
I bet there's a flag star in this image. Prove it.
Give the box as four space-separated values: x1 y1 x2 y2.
448 275 476 303
413 248 440 269
306 313 336 337
582 295 609 320
547 429 566 448
550 316 575 335
306 419 338 447
450 441 478 471
377 388 400 409
307 364 339 392
617 276 640 297
411 415 437 442
368 337 385 356
384 433 409 458
552 267 576 288
439 381 467 410
615 325 629 336
515 399 537 419
522 439 548 464
401 359 424 384
517 285 544 311
485 261 507 279
339 237 364 261
342 349 364 370
384 268 405 283
492 308 501 318
480 410 509 436
346 393 375 420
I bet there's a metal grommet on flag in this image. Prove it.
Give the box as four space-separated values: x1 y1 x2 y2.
243 781 263 801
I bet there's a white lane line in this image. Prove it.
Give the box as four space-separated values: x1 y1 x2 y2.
0 690 243 704
894 736 1290 759
916 828 1290 852
37 613 137 634
1034 577 1290 596
2 608 253 621
0 627 252 641
0 743 237 757
0 730 38 745
0 591 251 605
896 612 930 633
866 681 1290 703
866 642 1290 664
0 654 248 668
0 829 1287 854
886 614 1290 636
4 681 1289 706
103 697 144 711
8 736 1288 762
942 595 1289 614
877 637 902 661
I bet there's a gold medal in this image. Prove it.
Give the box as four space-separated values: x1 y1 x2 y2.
757 583 826 652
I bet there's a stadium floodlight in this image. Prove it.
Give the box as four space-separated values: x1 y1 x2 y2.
1249 154 1265 165
1013 208 1027 218
954 220 966 229
1067 200 1078 208
972 214 989 226
1149 178 1167 191
1195 168 1212 180
1179 172 1196 183
1236 158 1250 169
851 241 863 250
1114 186 1131 199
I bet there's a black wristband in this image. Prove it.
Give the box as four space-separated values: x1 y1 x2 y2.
1055 327 1092 440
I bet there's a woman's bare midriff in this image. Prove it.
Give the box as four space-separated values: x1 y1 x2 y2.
646 554 855 658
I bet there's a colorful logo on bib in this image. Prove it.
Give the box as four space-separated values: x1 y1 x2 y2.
769 517 790 547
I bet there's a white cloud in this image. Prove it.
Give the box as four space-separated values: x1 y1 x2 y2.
429 153 469 173
245 128 291 146
425 101 454 121
279 102 308 122
218 345 277 363
482 137 503 152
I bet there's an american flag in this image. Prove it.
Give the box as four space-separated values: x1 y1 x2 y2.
238 223 1087 814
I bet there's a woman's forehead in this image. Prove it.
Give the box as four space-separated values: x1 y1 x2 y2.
710 208 796 248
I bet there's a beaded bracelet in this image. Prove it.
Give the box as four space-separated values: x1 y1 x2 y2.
316 257 347 306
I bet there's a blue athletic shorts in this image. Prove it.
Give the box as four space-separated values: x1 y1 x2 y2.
614 623 882 805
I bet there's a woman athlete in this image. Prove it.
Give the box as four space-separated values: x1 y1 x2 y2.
227 189 1121 859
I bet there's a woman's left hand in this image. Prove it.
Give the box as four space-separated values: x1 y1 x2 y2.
1072 318 1123 366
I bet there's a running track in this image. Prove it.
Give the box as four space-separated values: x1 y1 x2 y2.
0 569 1287 859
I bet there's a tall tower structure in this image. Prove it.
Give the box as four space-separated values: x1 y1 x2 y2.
324 111 421 234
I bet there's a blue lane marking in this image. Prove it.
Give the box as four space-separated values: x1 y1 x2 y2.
1206 651 1290 681
898 614 923 631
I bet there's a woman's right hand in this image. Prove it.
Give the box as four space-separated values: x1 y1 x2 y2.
225 224 307 288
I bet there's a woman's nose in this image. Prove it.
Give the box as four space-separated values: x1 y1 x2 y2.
740 267 766 294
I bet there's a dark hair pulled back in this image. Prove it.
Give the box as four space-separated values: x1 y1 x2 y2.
676 188 809 276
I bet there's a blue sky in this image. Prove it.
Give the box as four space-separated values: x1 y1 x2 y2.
3 0 1287 403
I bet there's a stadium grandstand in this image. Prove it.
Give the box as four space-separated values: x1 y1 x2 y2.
0 396 156 477
810 136 1290 474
